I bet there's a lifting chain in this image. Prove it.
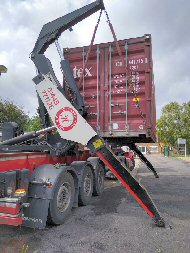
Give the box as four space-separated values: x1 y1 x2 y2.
79 8 123 86
97 8 103 24
104 9 110 23
78 10 102 86
104 9 122 57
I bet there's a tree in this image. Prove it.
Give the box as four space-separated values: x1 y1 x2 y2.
27 115 43 131
0 98 29 130
157 102 190 150
0 65 7 76
180 102 190 149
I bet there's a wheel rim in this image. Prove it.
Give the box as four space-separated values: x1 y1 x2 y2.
57 182 71 213
84 171 92 196
98 167 104 189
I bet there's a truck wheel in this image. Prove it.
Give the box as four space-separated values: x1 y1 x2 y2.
79 166 93 206
93 163 105 196
47 171 75 225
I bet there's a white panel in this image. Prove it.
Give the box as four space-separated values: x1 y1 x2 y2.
36 77 96 145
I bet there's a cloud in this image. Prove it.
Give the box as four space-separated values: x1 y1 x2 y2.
0 0 90 116
0 0 190 119
105 0 190 117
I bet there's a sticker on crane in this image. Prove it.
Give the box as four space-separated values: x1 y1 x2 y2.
55 107 77 131
92 139 104 149
36 76 96 145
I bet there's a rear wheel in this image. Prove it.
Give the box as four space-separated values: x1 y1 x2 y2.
78 166 93 206
93 164 105 196
47 171 75 225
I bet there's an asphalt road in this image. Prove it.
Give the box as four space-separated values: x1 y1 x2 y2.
0 155 190 253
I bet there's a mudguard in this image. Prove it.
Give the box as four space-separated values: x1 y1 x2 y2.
23 164 79 229
71 159 104 195
87 157 105 178
87 157 105 196
70 161 93 188
71 157 105 196
87 157 104 171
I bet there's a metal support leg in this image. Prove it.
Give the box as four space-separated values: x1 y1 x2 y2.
128 143 159 178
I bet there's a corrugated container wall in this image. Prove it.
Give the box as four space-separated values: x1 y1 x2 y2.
64 34 156 143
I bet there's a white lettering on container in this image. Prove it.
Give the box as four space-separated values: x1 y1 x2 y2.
73 66 92 78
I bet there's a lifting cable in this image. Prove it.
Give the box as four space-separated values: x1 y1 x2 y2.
78 10 102 86
104 10 122 57
78 9 123 86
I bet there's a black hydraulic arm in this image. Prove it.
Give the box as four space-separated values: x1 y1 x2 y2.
128 143 159 178
0 126 56 146
31 0 104 56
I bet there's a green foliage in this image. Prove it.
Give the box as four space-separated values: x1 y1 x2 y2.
157 101 190 149
0 98 29 130
0 98 43 132
0 65 7 74
27 115 43 131
181 102 190 146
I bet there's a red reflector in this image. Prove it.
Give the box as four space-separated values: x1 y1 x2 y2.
0 203 19 215
0 216 23 226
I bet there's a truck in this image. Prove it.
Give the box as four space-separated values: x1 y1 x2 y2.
0 0 165 229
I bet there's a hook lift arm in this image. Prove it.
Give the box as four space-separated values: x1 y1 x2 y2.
29 0 165 227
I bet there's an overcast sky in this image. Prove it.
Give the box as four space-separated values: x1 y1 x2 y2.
0 0 189 119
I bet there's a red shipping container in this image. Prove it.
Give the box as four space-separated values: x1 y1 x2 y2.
64 34 156 143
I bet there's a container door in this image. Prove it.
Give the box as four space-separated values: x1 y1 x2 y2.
107 43 128 135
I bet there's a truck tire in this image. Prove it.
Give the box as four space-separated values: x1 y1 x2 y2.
78 166 93 206
47 171 75 225
93 163 105 196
